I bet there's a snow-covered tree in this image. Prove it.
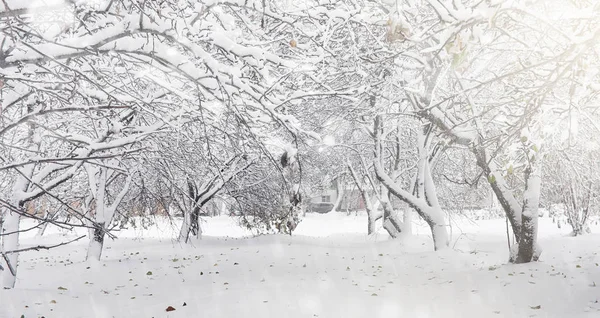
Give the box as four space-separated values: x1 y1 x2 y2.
1 0 350 288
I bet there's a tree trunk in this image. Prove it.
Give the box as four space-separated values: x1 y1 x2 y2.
1 104 36 288
418 125 449 250
365 201 382 235
373 116 448 250
190 206 200 237
380 186 403 238
382 207 402 238
86 222 106 262
1 168 32 289
1 204 21 289
363 191 382 235
367 213 376 235
423 91 545 260
84 164 131 262
179 210 192 242
474 146 523 242
347 163 382 235
514 165 541 263
329 177 344 213
474 144 543 263
179 206 201 243
429 216 450 251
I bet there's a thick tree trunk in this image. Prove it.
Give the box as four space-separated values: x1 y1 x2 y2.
179 206 201 243
85 164 131 262
86 222 106 262
514 165 541 263
418 126 449 250
383 219 400 238
429 217 450 251
179 210 192 242
190 207 200 236
364 191 382 235
367 213 377 235
365 201 382 235
474 145 543 263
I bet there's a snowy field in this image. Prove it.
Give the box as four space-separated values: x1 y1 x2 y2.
2 213 600 318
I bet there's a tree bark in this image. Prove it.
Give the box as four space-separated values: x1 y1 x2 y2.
1 203 22 289
85 164 131 261
514 164 541 263
1 166 33 289
179 205 202 243
329 177 344 213
380 186 403 238
86 222 106 262
348 163 382 235
474 146 523 241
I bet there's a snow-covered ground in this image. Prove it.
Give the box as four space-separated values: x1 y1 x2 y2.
2 213 600 318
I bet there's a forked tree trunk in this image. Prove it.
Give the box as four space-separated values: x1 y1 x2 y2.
373 116 449 250
367 210 381 235
85 164 131 262
348 163 382 235
363 192 382 235
179 205 203 243
179 156 253 242
420 77 542 262
475 144 542 263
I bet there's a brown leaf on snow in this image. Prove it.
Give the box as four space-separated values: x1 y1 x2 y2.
166 306 176 312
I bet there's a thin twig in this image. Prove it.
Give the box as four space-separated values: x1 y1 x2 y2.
2 235 86 255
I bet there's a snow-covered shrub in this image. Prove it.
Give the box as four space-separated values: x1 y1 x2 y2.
229 157 302 236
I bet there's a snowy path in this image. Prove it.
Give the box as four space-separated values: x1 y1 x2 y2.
2 214 600 318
